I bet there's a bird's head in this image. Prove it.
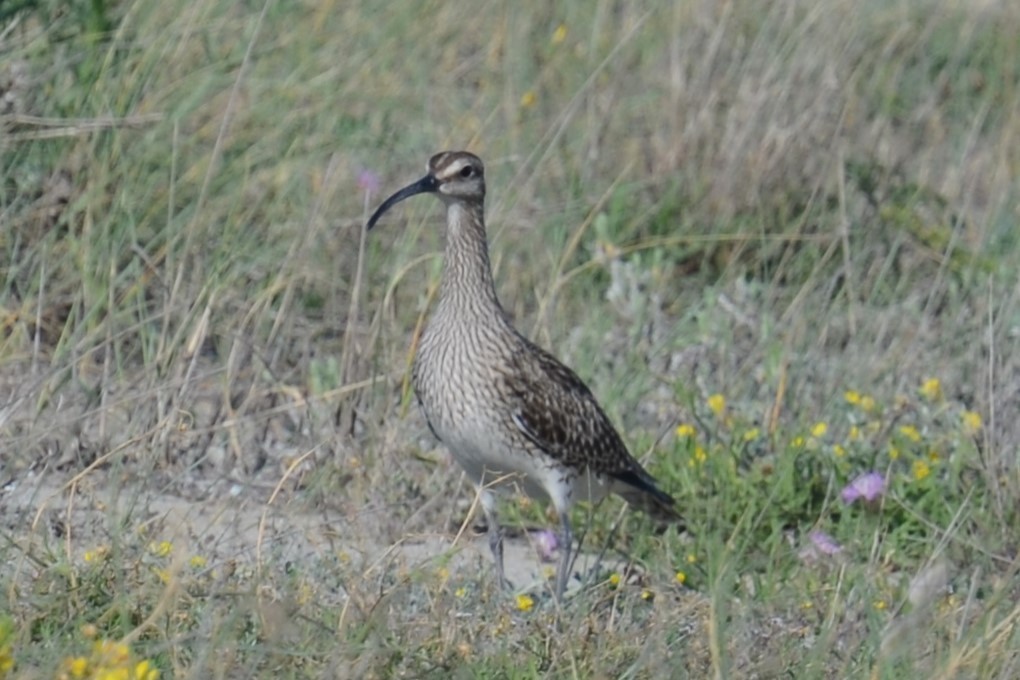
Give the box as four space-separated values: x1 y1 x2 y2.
366 151 485 230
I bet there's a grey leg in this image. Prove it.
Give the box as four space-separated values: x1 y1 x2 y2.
488 522 509 590
555 513 573 600
481 490 510 591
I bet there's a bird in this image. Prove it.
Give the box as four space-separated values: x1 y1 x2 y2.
366 151 681 600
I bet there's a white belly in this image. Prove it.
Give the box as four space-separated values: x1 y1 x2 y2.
431 411 613 507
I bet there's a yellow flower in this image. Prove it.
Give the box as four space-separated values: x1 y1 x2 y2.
608 572 621 587
899 425 922 443
552 24 567 44
0 648 13 673
743 427 760 442
791 436 805 449
860 395 876 412
135 660 160 680
693 446 707 464
707 394 726 417
832 444 846 458
454 587 467 598
66 657 90 678
873 599 887 611
515 594 534 612
520 91 537 108
844 390 861 405
848 425 861 441
962 410 982 435
675 571 686 585
913 459 931 481
675 423 696 438
920 377 943 401
640 589 654 601
149 541 172 557
686 553 697 564
84 547 108 564
811 422 828 438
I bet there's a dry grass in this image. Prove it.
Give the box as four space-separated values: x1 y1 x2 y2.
1 0 1019 677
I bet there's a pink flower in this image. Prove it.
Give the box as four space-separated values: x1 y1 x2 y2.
808 530 843 555
531 529 559 562
799 529 844 563
841 471 885 504
357 169 381 195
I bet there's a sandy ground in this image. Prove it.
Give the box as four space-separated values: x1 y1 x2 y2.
1 460 629 600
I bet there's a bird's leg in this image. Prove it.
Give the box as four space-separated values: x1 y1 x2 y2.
488 523 509 591
481 490 510 591
554 512 573 600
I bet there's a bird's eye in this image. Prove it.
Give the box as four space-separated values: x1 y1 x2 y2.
459 166 474 178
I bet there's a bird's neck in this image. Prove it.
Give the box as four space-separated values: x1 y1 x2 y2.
437 201 504 321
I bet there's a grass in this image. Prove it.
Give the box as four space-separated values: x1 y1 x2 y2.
2 0 1019 677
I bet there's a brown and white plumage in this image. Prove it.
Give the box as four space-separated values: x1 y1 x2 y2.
367 151 680 599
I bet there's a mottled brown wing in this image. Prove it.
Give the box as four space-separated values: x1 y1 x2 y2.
501 339 679 518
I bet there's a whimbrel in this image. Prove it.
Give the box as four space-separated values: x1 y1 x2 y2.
367 151 681 599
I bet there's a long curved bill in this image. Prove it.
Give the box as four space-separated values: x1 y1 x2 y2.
366 174 438 230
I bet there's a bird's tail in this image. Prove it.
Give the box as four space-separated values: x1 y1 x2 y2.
611 469 685 527
617 486 685 526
